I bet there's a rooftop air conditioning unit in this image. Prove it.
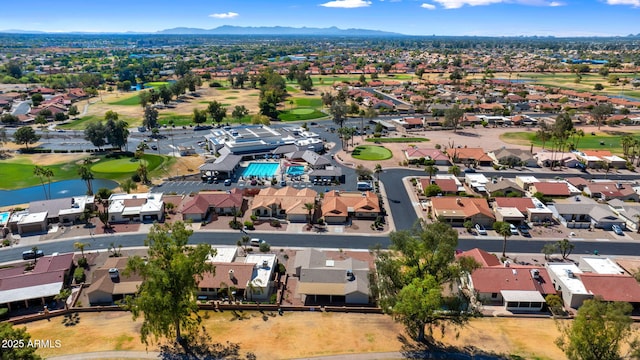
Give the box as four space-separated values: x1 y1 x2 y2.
531 269 540 280
262 260 269 268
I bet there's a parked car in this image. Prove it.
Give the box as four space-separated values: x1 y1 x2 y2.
463 168 476 173
22 250 44 260
612 224 624 236
224 179 232 186
150 144 158 150
475 224 487 235
518 225 531 237
250 238 264 247
509 224 519 235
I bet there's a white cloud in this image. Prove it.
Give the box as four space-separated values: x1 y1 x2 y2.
208 12 239 19
421 3 437 9
606 0 640 6
433 0 566 8
320 0 372 8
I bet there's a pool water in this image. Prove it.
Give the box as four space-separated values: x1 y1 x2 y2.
240 162 279 178
0 211 9 226
287 166 305 176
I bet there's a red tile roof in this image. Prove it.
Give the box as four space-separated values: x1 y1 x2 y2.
434 179 459 193
198 263 256 290
469 267 556 295
493 197 536 213
579 274 640 303
431 197 495 220
531 182 570 196
456 248 501 267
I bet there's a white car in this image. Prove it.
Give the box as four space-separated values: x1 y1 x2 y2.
612 224 624 236
509 224 519 235
475 224 487 235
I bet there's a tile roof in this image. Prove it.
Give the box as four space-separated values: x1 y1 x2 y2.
445 148 493 162
493 197 536 213
252 187 317 215
322 191 380 217
431 197 495 220
578 274 640 302
456 248 501 267
531 182 570 196
198 263 256 290
470 266 556 295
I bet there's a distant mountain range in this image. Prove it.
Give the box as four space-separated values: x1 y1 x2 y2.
157 26 403 36
0 26 403 36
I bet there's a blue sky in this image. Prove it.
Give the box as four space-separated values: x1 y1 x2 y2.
2 0 639 37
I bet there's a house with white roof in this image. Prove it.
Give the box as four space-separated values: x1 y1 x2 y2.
464 173 489 193
8 211 48 235
545 263 592 309
107 193 164 223
244 253 277 301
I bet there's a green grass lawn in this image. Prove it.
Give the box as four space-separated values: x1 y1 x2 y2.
143 82 169 88
91 153 167 177
108 94 141 106
278 108 328 122
500 130 640 154
351 145 393 161
286 86 300 93
365 137 429 143
0 157 81 190
58 114 138 130
293 97 322 107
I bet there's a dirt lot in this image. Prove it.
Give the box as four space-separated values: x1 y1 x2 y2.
22 310 592 360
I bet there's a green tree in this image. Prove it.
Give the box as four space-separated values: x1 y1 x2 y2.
31 93 44 107
423 184 442 197
231 105 249 122
207 101 227 124
444 104 464 133
330 100 348 129
545 294 565 317
557 238 575 259
0 322 42 360
424 165 437 183
78 164 94 195
105 118 129 150
139 90 151 109
303 202 315 226
33 165 53 200
143 106 158 130
192 108 208 124
448 165 461 177
84 121 106 150
536 121 551 150
14 126 41 150
372 222 479 342
374 164 382 182
541 243 557 260
159 85 173 105
123 222 215 346
493 221 512 258
74 241 90 259
120 178 137 194
556 298 640 360
54 288 72 310
463 220 474 233
137 163 149 184
591 103 614 130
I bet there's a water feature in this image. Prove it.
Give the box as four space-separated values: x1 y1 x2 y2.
0 179 118 207
0 211 9 226
286 165 305 176
239 162 279 178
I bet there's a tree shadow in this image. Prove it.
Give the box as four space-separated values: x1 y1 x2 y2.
160 329 256 360
62 312 80 327
398 334 508 360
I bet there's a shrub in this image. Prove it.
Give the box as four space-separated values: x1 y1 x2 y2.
77 257 88 268
259 241 271 253
2 239 10 247
250 214 258 221
209 82 222 87
270 219 281 227
131 173 141 182
228 220 242 229
243 220 254 230
73 268 85 283
269 294 278 304
0 307 8 318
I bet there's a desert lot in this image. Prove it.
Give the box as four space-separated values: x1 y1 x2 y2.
21 310 582 360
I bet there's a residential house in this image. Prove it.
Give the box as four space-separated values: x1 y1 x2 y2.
430 197 495 227
321 191 380 224
534 151 580 168
86 257 143 306
487 148 537 168
251 187 317 222
197 263 256 301
8 211 48 234
530 182 578 198
607 199 640 232
553 197 625 230
0 253 74 311
181 189 245 222
457 248 556 312
566 177 589 191
493 197 553 223
417 178 459 195
403 147 451 165
485 179 525 198
244 253 277 301
515 176 539 192
545 263 592 309
446 147 493 166
465 173 489 193
293 248 371 305
107 193 164 223
27 196 95 225
584 182 639 202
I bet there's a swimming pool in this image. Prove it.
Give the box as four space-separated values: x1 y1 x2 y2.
0 211 9 226
240 162 279 178
286 166 305 176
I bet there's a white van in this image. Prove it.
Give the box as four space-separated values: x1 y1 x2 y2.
357 182 372 191
250 238 264 247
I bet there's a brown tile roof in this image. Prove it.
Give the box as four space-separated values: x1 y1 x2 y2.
446 148 493 162
493 197 536 213
430 197 495 220
252 187 317 215
578 274 640 302
531 182 570 196
434 179 459 193
182 190 244 215
470 266 556 295
322 191 380 217
456 248 501 267
566 177 589 188
198 263 256 290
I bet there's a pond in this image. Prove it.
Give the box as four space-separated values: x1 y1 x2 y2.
0 179 119 207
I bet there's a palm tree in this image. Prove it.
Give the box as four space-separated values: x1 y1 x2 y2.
54 288 72 310
77 165 94 195
74 241 89 259
536 126 551 150
31 246 40 265
120 179 137 194
425 165 438 184
303 202 315 226
448 165 461 177
137 163 149 184
43 167 54 200
493 221 513 258
374 164 382 182
33 165 48 200
236 235 250 254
